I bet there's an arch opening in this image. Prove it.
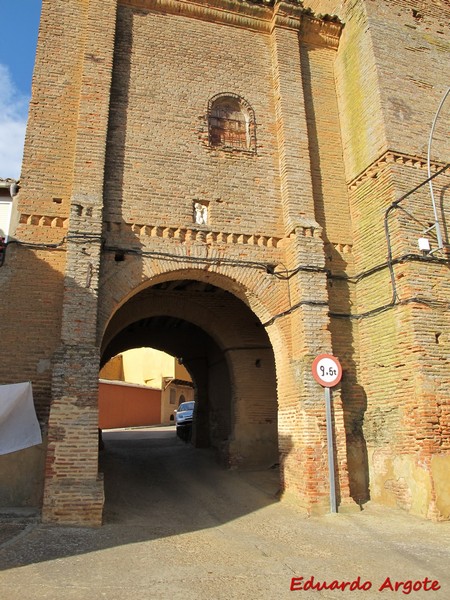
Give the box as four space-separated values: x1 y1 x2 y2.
99 347 195 430
100 278 279 472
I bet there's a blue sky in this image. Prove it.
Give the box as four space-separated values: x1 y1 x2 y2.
0 1 42 178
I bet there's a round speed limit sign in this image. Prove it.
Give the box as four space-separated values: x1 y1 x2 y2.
312 354 342 388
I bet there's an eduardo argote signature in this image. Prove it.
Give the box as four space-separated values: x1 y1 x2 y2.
290 575 441 594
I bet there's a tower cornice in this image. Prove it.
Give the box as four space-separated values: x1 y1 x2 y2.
119 0 343 47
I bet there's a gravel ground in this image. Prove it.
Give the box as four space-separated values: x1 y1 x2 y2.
0 427 449 599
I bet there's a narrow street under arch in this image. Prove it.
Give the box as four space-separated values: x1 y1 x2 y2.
99 277 280 519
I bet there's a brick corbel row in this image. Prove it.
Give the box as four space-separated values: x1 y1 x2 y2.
348 150 448 191
14 217 335 249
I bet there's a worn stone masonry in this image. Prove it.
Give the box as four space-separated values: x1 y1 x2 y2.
0 0 448 525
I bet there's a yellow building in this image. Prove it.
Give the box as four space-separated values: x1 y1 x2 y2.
99 348 194 425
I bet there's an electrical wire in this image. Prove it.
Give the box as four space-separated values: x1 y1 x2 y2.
103 243 327 279
6 238 66 249
329 252 450 284
330 295 450 321
384 162 449 304
262 299 328 327
427 86 450 250
3 171 449 327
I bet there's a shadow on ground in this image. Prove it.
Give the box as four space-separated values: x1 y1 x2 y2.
1 430 450 599
0 427 281 570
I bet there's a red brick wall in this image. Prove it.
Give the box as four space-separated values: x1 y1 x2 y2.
1 0 448 524
98 381 161 428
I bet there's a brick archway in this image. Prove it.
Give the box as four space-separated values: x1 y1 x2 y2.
43 259 355 526
100 275 280 469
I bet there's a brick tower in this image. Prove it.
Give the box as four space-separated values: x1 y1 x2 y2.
0 0 448 525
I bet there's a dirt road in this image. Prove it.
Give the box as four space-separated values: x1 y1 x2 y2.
0 427 449 599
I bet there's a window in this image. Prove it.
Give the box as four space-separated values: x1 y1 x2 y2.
208 94 256 152
0 198 13 242
170 388 176 405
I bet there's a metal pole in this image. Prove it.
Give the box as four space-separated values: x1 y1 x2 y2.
325 386 337 513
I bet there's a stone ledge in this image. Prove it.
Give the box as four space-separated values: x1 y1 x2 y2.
325 241 353 255
348 150 448 191
106 221 282 247
19 214 69 228
120 0 343 46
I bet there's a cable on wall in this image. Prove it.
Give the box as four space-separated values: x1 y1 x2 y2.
3 169 449 327
384 163 449 304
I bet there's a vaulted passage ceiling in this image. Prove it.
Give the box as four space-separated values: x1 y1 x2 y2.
101 279 271 367
102 315 217 368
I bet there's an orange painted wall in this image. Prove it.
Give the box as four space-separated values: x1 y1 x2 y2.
98 381 161 429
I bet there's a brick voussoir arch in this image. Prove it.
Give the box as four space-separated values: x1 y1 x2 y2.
98 256 287 358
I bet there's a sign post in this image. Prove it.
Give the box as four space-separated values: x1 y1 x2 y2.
312 354 342 514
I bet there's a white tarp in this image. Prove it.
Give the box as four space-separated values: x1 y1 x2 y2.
0 382 42 455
